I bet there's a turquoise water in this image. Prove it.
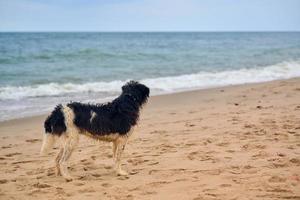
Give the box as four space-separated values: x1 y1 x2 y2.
0 32 300 120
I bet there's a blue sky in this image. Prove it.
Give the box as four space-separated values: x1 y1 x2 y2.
0 0 299 31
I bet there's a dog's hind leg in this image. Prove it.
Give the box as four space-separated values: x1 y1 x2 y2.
57 105 79 181
55 147 63 176
114 136 128 176
112 141 117 159
59 132 79 181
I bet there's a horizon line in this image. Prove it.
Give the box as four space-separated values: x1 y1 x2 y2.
1 30 300 33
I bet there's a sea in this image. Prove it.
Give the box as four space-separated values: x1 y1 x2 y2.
0 32 300 121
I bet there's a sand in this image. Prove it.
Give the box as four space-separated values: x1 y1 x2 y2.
0 78 299 200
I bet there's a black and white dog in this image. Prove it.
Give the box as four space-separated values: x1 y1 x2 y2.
41 81 150 181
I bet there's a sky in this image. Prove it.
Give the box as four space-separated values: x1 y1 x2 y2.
0 0 299 32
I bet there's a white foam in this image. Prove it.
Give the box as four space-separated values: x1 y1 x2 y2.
0 80 124 100
142 61 300 93
1 61 300 100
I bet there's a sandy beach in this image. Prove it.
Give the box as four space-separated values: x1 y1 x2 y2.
0 78 299 200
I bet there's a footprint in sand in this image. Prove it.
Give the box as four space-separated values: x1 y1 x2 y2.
147 181 170 187
205 169 222 175
148 169 159 175
73 181 85 186
129 170 139 175
187 151 198 160
26 169 44 175
91 155 97 160
252 151 269 159
80 159 88 163
101 183 112 188
148 161 159 166
216 142 230 147
1 145 12 149
140 190 158 195
277 152 286 157
84 165 99 171
241 165 258 174
91 173 102 178
55 187 71 196
26 139 41 143
33 182 51 188
150 130 167 134
187 151 218 163
242 143 266 151
0 179 8 184
117 176 129 180
268 158 289 168
290 158 300 166
204 192 218 198
12 160 37 164
228 166 241 174
46 168 56 176
220 183 232 187
184 142 196 147
268 176 286 183
104 165 113 170
174 178 188 182
226 149 235 153
5 152 22 157
79 174 96 181
244 124 256 129
28 189 49 195
159 144 176 153
185 122 195 127
127 158 148 166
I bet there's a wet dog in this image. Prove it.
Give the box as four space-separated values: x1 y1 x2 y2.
40 81 149 181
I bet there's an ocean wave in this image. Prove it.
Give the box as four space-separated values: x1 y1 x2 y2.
1 61 300 100
0 49 112 64
0 49 171 64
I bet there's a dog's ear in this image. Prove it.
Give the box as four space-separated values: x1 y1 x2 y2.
122 80 138 92
121 85 128 92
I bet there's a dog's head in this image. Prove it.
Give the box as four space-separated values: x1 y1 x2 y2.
122 81 150 106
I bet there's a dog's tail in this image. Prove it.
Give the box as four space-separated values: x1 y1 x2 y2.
40 104 66 155
40 134 56 155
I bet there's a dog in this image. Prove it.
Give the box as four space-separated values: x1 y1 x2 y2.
40 81 150 181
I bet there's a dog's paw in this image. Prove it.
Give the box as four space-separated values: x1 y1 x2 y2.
55 168 61 176
117 169 129 176
63 175 74 182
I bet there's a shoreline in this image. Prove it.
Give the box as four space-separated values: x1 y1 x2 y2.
0 77 299 126
1 58 300 122
0 77 299 199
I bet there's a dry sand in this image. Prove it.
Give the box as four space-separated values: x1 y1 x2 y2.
0 78 299 200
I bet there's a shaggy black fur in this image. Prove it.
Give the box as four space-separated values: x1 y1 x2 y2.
44 104 66 135
44 81 149 136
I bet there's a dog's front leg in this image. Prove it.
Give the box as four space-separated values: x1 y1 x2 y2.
114 137 128 176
